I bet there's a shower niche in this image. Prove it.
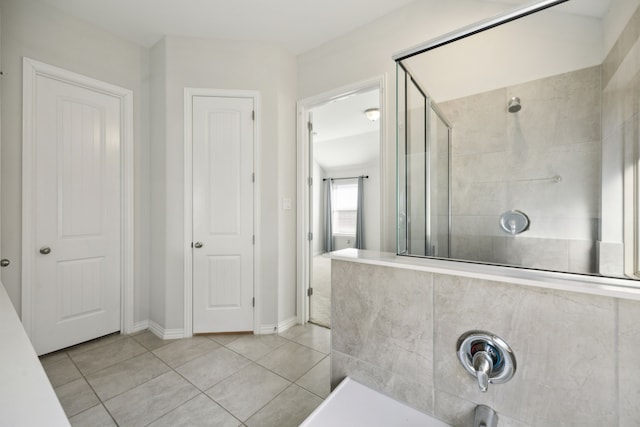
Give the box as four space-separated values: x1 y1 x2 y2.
395 0 640 279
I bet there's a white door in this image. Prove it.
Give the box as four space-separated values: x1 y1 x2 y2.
192 96 254 333
28 69 123 355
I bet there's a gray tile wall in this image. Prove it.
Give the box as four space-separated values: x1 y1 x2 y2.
439 65 601 275
600 4 640 276
331 259 640 426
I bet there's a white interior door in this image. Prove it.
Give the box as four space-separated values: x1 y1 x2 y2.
192 95 254 333
28 68 123 355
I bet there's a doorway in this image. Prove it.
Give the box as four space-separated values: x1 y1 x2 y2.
184 89 259 337
297 77 385 328
21 58 134 355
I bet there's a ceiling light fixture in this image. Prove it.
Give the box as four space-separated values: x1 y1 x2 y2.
364 108 380 122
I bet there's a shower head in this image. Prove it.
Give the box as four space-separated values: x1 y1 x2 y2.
508 97 521 113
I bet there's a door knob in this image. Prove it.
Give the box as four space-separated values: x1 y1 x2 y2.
0 259 9 267
193 242 203 249
39 247 51 255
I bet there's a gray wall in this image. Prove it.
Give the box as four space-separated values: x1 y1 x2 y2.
332 258 640 426
438 66 601 274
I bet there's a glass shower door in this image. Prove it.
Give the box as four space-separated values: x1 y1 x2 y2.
397 63 451 257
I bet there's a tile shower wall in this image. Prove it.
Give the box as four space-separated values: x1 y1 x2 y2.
331 259 640 426
438 67 601 274
600 4 640 276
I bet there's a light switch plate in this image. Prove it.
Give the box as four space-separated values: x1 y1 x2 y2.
282 198 292 210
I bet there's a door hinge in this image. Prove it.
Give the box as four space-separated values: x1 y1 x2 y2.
307 287 313 297
307 121 313 132
252 297 255 307
252 235 255 245
307 177 312 186
308 232 313 241
252 172 255 183
252 110 255 121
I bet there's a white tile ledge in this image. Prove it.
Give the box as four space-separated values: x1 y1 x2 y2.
330 249 640 301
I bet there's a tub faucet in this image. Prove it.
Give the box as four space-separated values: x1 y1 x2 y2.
473 405 498 427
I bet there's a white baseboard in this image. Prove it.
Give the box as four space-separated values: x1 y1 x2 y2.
149 320 185 339
256 317 298 335
131 320 149 334
278 316 298 333
257 324 278 335
139 319 300 338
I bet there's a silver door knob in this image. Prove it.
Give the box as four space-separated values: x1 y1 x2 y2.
193 242 203 249
39 247 51 255
0 259 9 267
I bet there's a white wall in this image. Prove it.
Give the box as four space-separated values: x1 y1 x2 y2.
149 39 167 327
1 1 298 334
0 0 150 323
150 36 297 331
404 9 602 102
276 49 299 327
297 0 606 253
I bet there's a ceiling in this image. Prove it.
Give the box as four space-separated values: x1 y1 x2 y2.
312 90 380 143
312 89 380 170
35 0 415 54
35 0 611 55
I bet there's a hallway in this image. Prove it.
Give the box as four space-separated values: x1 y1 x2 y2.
40 324 330 426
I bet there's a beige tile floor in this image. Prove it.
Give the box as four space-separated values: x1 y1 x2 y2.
40 323 331 427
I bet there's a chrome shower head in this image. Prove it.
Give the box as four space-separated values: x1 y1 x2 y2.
508 97 521 113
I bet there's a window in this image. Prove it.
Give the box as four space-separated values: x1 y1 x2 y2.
332 180 358 235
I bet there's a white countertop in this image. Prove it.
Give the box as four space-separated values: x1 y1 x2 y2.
331 249 640 301
0 282 70 426
301 377 451 427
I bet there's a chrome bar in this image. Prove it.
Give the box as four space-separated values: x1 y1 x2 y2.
392 0 569 62
322 175 369 181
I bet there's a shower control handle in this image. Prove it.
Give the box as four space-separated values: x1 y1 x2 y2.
457 330 516 393
472 351 493 392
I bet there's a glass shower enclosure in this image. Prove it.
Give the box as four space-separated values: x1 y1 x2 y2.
396 62 451 258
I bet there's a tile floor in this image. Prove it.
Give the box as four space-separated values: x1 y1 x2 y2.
40 323 331 427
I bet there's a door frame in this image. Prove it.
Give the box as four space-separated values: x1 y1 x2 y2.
21 57 135 337
296 75 387 324
183 88 261 338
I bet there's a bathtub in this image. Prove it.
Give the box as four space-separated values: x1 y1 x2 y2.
301 377 451 427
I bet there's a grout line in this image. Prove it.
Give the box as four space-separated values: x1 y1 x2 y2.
200 392 245 425
63 349 119 425
91 351 172 404
54 328 330 426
